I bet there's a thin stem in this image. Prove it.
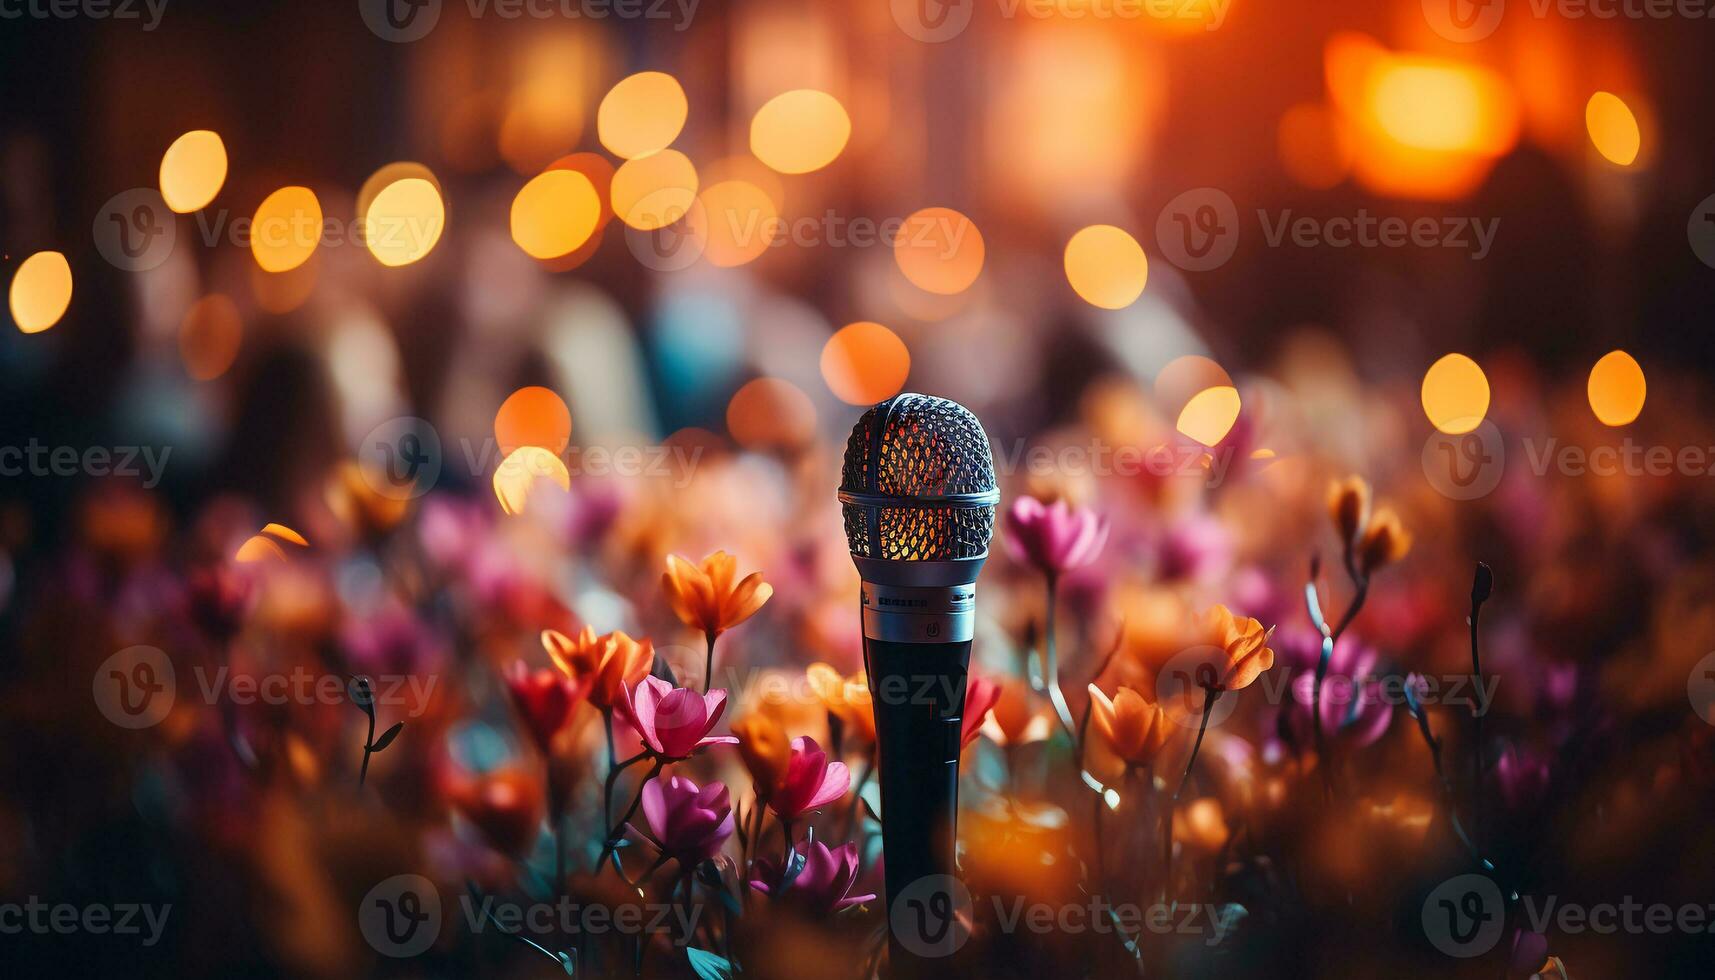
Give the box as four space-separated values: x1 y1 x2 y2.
702 630 717 694
359 709 375 787
1043 574 1077 738
602 758 665 867
1164 688 1221 903
840 756 875 841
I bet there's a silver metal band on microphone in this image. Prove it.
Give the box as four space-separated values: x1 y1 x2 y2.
860 581 976 643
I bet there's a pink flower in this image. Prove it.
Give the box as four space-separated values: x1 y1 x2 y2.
750 840 876 914
638 775 735 868
617 675 739 760
768 736 849 820
961 673 1002 748
1004 496 1109 578
503 661 582 752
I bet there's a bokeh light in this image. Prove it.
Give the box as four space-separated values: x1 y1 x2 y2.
691 179 779 268
158 130 228 213
1154 355 1233 418
250 186 323 273
727 378 817 450
894 207 984 295
597 71 688 160
493 446 572 516
510 169 601 259
1176 386 1242 447
611 149 699 231
1064 225 1148 310
1277 103 1352 190
495 385 572 455
8 251 72 334
1586 350 1646 427
1585 91 1641 167
749 90 851 175
1421 353 1491 434
179 294 243 381
363 178 445 268
820 322 911 405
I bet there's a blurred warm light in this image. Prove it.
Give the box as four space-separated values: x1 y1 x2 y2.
261 523 308 546
547 153 617 230
611 149 700 231
598 72 688 160
727 378 817 450
691 179 779 268
1421 353 1490 434
894 207 984 295
495 385 572 455
360 168 445 268
510 170 601 259
1176 385 1241 447
1326 33 1519 200
250 186 322 273
159 130 228 213
749 90 850 175
493 446 571 516
702 155 785 213
1064 225 1148 309
499 77 585 175
1277 103 1352 190
1155 355 1233 415
1587 350 1646 427
820 322 911 405
179 294 243 381
9 251 72 334
236 522 308 563
250 255 317 315
1585 92 1641 166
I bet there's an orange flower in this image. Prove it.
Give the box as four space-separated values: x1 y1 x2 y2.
541 627 653 711
661 551 773 638
1325 475 1371 548
733 713 791 801
1358 507 1412 574
806 663 876 745
1198 604 1276 693
988 677 1052 746
1087 684 1173 767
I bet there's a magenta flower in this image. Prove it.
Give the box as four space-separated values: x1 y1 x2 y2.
638 775 735 868
768 736 849 820
750 840 876 914
1284 637 1391 750
617 675 739 760
1004 496 1109 578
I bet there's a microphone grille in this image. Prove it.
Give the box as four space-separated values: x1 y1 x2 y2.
839 393 998 561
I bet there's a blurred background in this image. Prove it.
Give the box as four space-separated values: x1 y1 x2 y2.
3 0 1715 977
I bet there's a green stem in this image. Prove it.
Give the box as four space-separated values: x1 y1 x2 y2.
1164 688 1221 903
1043 574 1076 738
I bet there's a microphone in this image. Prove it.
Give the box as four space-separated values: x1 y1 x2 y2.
837 393 998 972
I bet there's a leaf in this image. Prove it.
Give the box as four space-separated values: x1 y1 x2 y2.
860 779 882 821
686 948 733 980
368 721 404 753
556 951 577 975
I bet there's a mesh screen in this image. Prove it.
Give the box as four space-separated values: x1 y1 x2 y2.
840 394 997 560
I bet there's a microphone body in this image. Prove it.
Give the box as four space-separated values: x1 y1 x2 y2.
838 394 998 974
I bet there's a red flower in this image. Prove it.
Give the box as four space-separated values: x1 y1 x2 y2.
503 661 582 752
768 736 850 820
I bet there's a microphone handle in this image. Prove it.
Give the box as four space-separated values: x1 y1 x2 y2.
865 636 970 975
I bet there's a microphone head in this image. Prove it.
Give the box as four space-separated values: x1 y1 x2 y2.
839 393 998 562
